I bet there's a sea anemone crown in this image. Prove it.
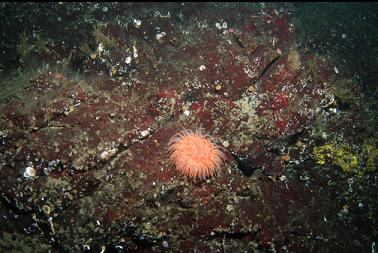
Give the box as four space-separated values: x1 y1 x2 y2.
168 129 225 180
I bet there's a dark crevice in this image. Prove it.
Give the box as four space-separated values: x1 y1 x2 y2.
0 194 29 215
231 152 261 177
256 55 281 81
207 226 261 240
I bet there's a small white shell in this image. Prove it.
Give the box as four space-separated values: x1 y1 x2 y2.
199 65 206 71
100 148 118 161
140 129 151 138
279 175 287 181
125 56 132 64
183 110 190 116
133 45 138 58
23 166 36 178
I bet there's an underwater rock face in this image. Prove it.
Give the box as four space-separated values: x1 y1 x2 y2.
0 3 377 252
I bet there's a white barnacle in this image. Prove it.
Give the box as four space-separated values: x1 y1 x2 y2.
100 148 118 161
140 129 151 139
222 140 230 148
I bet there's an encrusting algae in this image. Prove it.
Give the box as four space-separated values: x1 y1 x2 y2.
363 144 378 172
313 143 358 172
313 142 378 174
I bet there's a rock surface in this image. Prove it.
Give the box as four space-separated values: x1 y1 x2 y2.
0 3 377 252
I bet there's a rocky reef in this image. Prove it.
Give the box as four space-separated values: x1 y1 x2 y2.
0 3 377 252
